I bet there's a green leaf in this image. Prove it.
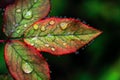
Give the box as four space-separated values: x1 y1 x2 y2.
24 18 102 55
4 40 50 80
4 0 50 37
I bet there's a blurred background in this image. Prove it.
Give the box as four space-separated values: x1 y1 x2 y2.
0 0 120 80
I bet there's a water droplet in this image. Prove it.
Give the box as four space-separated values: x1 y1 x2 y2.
45 44 49 47
33 24 38 30
31 43 34 46
17 30 20 33
63 43 67 46
23 9 33 19
51 47 55 51
49 20 55 25
22 62 33 74
65 32 70 36
24 24 27 27
31 37 38 41
16 9 21 13
34 0 37 2
60 22 68 30
41 26 46 31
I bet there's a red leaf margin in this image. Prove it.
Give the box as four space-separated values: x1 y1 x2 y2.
24 17 102 55
3 0 51 38
4 40 50 80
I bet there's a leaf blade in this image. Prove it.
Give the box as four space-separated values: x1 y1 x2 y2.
4 0 50 37
4 40 50 80
24 18 102 55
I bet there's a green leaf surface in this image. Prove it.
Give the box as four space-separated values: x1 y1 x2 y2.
24 18 102 55
4 40 50 80
4 0 50 37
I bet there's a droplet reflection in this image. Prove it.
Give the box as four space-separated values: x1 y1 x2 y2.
23 9 33 19
60 22 68 30
22 62 33 74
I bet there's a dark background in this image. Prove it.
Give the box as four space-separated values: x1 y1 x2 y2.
0 0 120 80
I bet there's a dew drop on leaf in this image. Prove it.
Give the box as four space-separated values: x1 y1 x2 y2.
23 9 33 19
17 30 21 33
63 43 67 46
24 24 27 27
49 20 55 25
60 22 68 30
45 44 49 47
16 9 21 13
22 61 33 74
41 26 46 31
33 24 38 30
31 43 34 46
51 47 55 51
34 0 37 3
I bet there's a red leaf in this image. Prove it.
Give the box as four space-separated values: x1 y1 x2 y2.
24 17 102 55
4 40 50 80
3 0 50 37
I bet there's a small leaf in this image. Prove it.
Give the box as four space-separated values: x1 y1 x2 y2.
24 18 102 55
4 0 50 37
4 40 50 80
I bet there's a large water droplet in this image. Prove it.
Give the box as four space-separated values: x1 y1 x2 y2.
22 61 33 74
23 9 33 19
33 24 38 30
41 26 46 31
49 20 55 25
60 22 68 30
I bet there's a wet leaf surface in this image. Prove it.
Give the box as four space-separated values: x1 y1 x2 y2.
4 0 50 37
4 40 50 80
24 18 102 55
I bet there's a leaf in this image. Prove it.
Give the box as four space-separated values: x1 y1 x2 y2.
4 40 50 80
24 18 102 55
3 0 50 37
